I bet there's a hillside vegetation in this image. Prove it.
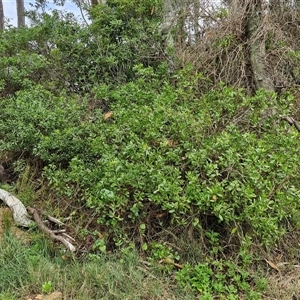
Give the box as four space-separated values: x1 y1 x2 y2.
1 1 300 299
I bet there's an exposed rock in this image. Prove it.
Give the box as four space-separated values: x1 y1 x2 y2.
43 292 63 300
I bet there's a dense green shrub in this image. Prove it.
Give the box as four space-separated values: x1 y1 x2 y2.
0 85 86 160
2 63 298 249
0 1 164 98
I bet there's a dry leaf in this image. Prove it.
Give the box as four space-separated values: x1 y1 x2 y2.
104 111 113 120
166 139 178 147
160 257 173 264
151 6 155 15
265 259 281 273
156 212 167 218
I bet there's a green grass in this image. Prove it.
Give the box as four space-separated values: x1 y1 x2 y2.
0 231 195 300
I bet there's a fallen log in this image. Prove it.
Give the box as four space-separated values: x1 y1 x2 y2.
0 188 33 227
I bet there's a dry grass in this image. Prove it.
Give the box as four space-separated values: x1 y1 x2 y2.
264 268 300 299
171 0 300 94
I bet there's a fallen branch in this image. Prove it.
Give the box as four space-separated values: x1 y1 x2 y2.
280 115 300 132
52 229 66 234
27 207 76 252
0 188 33 227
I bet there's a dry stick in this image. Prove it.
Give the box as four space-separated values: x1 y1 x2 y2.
52 229 66 234
280 115 300 132
62 232 76 242
268 175 290 200
27 207 76 252
42 212 65 226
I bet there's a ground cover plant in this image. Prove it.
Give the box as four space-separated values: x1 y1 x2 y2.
1 0 300 299
0 229 195 299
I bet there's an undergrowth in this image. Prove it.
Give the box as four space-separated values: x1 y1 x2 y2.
1 65 299 250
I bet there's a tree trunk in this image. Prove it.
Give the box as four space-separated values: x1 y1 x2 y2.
16 0 25 27
161 0 176 48
247 0 274 91
91 0 98 6
192 0 201 44
234 0 274 92
0 0 4 30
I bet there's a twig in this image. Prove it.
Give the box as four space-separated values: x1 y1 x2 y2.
159 258 183 269
62 232 76 242
268 175 290 200
52 229 66 234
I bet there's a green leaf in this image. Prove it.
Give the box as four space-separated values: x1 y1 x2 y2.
142 243 148 251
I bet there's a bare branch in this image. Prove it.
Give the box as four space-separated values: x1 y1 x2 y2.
28 207 76 252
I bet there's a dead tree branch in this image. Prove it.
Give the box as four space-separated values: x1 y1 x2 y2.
28 207 76 252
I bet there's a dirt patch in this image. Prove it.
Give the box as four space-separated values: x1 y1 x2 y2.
26 292 63 300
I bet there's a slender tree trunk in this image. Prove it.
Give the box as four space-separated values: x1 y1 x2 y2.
231 0 274 91
161 0 176 48
0 0 4 30
16 0 25 27
246 0 274 91
193 0 201 43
